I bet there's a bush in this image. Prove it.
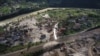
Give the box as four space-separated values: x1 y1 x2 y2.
0 26 4 33
0 44 8 54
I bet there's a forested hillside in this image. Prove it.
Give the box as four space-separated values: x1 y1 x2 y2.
0 0 100 20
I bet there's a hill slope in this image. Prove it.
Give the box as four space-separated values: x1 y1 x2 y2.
0 0 100 20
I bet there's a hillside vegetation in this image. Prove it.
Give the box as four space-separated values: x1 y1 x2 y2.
37 8 100 35
0 0 100 20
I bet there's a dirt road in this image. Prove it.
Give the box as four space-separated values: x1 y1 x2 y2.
1 27 100 56
0 8 57 26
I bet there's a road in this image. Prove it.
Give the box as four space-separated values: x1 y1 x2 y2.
1 27 100 56
0 8 57 26
1 44 44 56
88 42 95 56
0 22 59 56
59 28 100 42
0 7 100 56
0 8 59 56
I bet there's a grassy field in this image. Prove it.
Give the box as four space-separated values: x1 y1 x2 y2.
37 8 100 20
36 8 100 35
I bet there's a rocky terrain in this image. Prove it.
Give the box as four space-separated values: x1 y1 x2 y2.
0 8 100 56
0 13 57 54
42 33 100 56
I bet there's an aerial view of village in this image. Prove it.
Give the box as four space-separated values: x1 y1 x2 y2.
0 0 100 56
